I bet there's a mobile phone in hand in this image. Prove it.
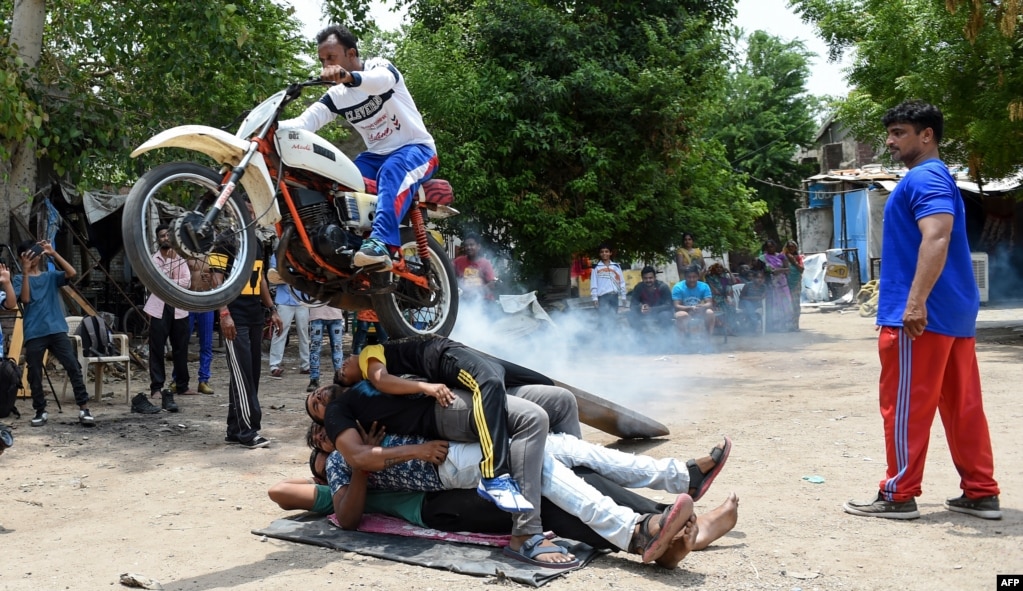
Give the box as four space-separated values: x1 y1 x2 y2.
29 244 43 257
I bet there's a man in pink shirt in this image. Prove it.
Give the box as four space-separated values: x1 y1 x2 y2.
453 233 497 302
141 224 192 413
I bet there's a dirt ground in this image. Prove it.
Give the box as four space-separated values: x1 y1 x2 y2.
2 303 1021 591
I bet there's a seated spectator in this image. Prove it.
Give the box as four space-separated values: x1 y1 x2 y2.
738 269 767 333
704 263 739 335
672 265 716 337
628 265 673 335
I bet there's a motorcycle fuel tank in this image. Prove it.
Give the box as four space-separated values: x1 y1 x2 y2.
275 128 366 192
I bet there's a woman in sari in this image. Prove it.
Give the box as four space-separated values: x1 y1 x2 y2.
675 233 705 279
758 239 794 332
784 240 804 330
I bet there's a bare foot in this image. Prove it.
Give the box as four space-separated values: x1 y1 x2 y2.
655 514 698 569
693 491 739 550
508 535 576 565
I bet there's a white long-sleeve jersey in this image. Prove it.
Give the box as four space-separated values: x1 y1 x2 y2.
590 262 626 301
279 57 435 155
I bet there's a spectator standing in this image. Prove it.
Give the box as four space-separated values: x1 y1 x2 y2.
307 304 345 393
352 308 387 355
453 233 497 303
209 200 282 449
143 225 189 412
268 255 311 378
185 257 215 394
784 240 804 331
0 264 15 351
13 240 95 427
843 100 1000 520
675 233 705 279
590 244 626 335
758 239 794 332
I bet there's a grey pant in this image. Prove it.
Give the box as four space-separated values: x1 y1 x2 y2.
434 392 548 536
508 384 582 438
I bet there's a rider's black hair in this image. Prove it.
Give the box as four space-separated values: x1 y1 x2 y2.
882 100 944 143
316 25 359 56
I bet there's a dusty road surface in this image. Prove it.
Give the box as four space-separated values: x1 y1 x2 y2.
1 304 1020 591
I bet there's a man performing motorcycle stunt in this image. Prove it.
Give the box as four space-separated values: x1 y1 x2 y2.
279 24 438 271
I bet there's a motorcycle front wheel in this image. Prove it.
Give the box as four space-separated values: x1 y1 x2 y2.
372 227 459 338
122 162 258 312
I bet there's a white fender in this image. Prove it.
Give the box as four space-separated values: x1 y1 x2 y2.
131 125 281 225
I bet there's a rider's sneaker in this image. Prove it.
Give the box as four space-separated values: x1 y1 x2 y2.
354 237 392 270
477 474 534 513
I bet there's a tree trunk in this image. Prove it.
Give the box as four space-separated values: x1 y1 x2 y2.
1 0 46 246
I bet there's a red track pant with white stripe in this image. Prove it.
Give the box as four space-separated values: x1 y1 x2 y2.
877 327 999 502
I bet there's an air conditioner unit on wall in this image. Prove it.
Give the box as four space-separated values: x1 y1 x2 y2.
971 252 989 303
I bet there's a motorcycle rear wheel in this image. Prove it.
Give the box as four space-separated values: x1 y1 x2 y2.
122 162 258 312
372 227 459 338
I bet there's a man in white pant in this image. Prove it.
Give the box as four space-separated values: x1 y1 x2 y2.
267 257 310 378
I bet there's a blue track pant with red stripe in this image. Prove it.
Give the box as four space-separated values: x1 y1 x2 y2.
354 144 438 247
877 327 999 502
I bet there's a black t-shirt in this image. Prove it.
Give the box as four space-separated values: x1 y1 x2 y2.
208 249 266 325
324 384 440 443
374 336 452 378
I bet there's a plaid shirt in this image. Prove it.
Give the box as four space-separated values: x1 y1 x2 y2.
326 433 443 494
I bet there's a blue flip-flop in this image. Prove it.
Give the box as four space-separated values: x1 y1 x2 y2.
502 534 580 569
687 436 731 502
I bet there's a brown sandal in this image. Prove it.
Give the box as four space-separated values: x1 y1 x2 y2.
628 494 693 563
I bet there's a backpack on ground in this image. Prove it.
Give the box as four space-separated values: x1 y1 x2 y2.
0 357 22 419
77 315 116 357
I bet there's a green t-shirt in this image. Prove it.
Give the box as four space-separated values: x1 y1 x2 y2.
364 491 427 527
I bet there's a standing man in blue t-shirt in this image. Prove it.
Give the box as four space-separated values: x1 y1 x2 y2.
13 240 95 427
671 266 715 337
843 100 1000 521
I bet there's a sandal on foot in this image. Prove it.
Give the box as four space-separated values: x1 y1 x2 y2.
502 534 579 569
630 494 694 563
687 436 731 502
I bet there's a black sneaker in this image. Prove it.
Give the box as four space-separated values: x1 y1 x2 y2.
945 494 1001 520
131 393 162 414
31 410 48 427
161 391 179 413
306 379 319 393
78 409 96 427
239 435 270 449
224 435 241 444
843 492 919 520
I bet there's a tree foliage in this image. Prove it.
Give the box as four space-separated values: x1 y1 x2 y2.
791 0 1023 183
1 0 312 187
713 30 819 242
328 0 763 280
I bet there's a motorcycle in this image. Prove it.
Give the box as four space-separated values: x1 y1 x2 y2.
122 79 459 338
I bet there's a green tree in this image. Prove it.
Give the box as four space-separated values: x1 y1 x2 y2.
713 30 820 242
327 0 764 281
0 0 312 242
791 0 1023 183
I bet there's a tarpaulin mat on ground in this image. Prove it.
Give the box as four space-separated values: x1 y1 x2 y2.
253 513 602 587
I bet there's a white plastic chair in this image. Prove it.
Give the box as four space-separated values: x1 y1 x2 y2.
65 315 132 403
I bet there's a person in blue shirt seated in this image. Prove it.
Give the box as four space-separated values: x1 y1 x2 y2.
671 265 716 337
